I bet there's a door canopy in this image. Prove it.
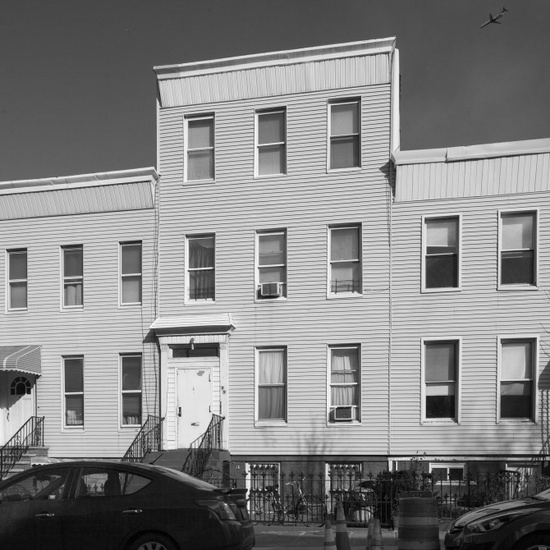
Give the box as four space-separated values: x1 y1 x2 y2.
0 346 41 375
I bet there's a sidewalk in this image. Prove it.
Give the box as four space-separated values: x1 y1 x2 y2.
254 521 448 549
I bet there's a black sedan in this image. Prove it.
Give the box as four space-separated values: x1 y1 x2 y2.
444 488 550 550
0 459 253 550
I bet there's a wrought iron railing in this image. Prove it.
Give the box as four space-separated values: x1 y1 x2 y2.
122 415 163 462
0 416 44 480
182 414 224 479
231 469 550 526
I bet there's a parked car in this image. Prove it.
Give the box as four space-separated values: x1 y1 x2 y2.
444 487 550 550
0 459 253 550
224 487 255 550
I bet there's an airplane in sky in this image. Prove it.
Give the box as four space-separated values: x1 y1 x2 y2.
480 7 509 28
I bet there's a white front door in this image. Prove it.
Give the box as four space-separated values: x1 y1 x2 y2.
176 368 212 448
6 374 36 441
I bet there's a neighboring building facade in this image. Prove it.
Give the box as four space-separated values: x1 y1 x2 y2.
152 37 401 482
391 138 550 478
0 168 159 459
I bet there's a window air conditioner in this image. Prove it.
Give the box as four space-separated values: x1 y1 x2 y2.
333 406 354 421
259 282 283 298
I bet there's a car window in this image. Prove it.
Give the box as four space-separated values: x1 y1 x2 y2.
0 468 71 502
76 467 151 498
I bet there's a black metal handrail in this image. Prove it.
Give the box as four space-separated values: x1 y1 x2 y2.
0 416 44 480
182 414 224 479
122 415 163 462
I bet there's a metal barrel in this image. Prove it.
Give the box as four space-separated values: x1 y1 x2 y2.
397 497 440 550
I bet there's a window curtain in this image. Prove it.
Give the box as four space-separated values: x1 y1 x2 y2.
64 283 83 306
501 341 533 418
189 237 214 299
259 350 285 419
331 349 358 406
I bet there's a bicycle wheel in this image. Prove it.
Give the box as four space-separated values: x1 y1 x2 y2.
295 498 311 526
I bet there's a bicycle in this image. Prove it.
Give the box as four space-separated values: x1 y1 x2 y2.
278 481 312 526
248 485 285 525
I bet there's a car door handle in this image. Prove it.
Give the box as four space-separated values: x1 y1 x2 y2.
36 513 55 518
122 509 143 514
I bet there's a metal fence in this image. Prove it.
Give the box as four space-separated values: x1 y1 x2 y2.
222 469 550 526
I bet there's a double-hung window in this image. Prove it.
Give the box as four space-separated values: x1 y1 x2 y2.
500 338 536 421
257 230 286 299
8 249 27 310
429 463 465 482
64 356 84 427
185 114 214 181
424 216 460 290
329 345 360 422
424 340 459 421
121 354 142 426
256 109 286 176
500 211 537 287
330 225 361 295
120 242 142 305
62 245 83 307
187 235 215 301
257 348 286 422
329 99 360 169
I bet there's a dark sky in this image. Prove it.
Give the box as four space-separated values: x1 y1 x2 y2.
1 0 549 181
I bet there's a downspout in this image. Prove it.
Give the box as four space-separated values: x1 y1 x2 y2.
154 83 163 431
388 44 401 464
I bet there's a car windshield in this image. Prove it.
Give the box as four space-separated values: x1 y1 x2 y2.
532 488 550 501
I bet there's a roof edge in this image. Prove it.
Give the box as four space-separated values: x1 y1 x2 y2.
0 167 159 194
393 138 550 166
154 37 396 80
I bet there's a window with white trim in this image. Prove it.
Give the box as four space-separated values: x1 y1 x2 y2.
330 225 361 295
424 217 459 290
500 211 537 287
257 230 287 299
185 114 214 181
500 338 536 420
327 462 363 493
429 463 465 482
64 356 84 427
329 99 360 169
329 345 360 422
257 348 287 422
186 234 215 301
256 109 286 176
8 249 27 310
62 245 83 307
121 354 142 426
120 242 142 305
424 340 458 421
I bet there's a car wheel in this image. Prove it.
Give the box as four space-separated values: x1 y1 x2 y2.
515 534 550 550
128 533 178 550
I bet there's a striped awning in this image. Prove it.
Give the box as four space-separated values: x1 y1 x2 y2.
0 345 41 375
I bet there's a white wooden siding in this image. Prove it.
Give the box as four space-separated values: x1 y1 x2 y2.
0 200 157 458
396 151 550 202
157 42 393 108
390 190 550 458
157 78 393 456
0 181 153 220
